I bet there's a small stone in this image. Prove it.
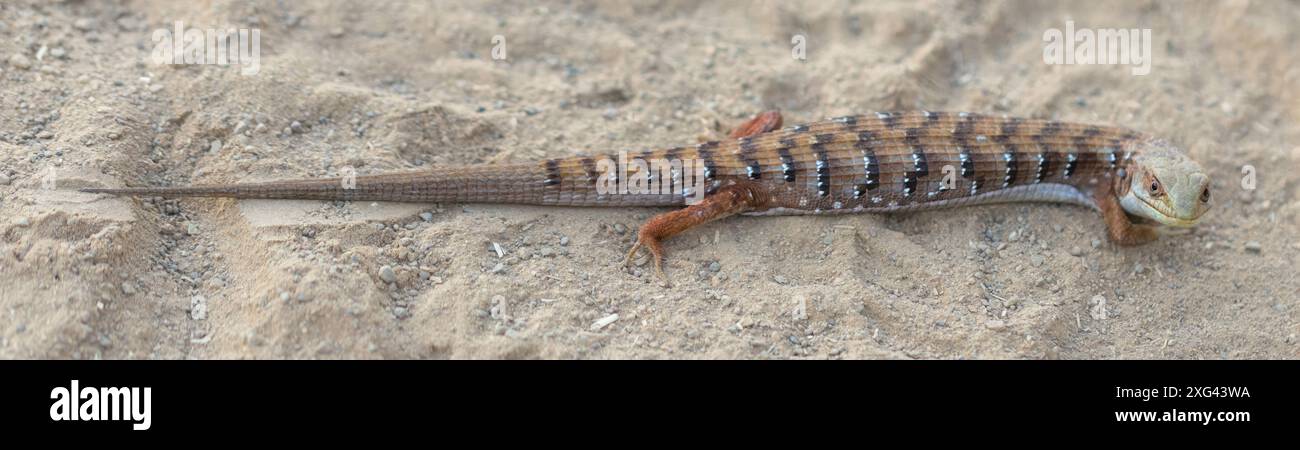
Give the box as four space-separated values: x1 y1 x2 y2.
1030 255 1045 267
378 265 397 283
73 18 96 31
773 274 789 285
279 292 290 302
290 121 304 133
590 313 619 331
707 261 721 273
190 295 208 320
0 174 10 185
419 212 434 221
186 222 199 235
1133 263 1146 275
985 319 1007 330
1089 295 1107 321
120 282 136 296
612 223 627 235
559 236 569 246
602 108 618 120
1068 246 1084 257
8 53 32 70
393 306 409 318
13 217 30 227
1244 241 1262 254
329 27 345 38
209 139 222 152
1091 239 1102 249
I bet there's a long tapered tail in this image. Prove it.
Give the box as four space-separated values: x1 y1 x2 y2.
80 160 688 207
81 164 553 203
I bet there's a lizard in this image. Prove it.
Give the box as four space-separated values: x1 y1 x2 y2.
81 110 1212 283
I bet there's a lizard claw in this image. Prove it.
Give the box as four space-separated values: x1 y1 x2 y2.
623 236 671 287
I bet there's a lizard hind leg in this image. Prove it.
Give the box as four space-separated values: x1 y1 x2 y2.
623 111 782 283
622 183 768 285
728 110 784 139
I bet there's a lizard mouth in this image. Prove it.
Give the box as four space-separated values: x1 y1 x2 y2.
1139 197 1202 227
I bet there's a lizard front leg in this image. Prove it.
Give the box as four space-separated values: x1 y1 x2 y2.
1096 192 1158 245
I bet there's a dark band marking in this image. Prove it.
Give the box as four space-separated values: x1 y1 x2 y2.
1000 117 1021 137
1063 153 1078 179
911 148 929 178
832 115 857 128
1041 121 1063 136
1002 149 1017 187
696 141 719 179
815 153 831 197
746 160 762 180
877 112 899 129
543 159 561 186
902 172 917 196
735 139 760 180
959 148 974 178
790 124 810 133
778 147 796 182
1035 152 1050 183
862 148 879 190
1083 126 1103 137
812 135 832 196
580 157 599 182
855 130 876 147
904 127 922 145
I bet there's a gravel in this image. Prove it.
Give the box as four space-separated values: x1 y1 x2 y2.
1244 241 1262 254
190 295 208 320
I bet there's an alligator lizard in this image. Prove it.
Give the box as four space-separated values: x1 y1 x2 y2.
82 111 1212 282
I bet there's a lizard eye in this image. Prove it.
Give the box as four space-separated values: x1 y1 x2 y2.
1201 187 1211 202
1148 180 1162 196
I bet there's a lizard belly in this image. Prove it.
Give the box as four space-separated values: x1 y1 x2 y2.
741 183 1096 216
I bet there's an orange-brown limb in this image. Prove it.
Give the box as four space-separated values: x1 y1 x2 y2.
727 110 784 139
622 182 769 283
1096 192 1158 245
623 111 782 283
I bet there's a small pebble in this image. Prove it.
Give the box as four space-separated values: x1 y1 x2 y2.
13 217 30 227
378 265 397 283
8 53 31 70
590 313 619 331
120 282 136 296
393 307 409 318
0 174 10 185
773 274 789 285
186 222 199 235
419 212 434 221
1244 241 1262 254
1068 246 1084 257
985 319 1007 330
190 295 208 320
1089 295 1107 321
707 261 721 273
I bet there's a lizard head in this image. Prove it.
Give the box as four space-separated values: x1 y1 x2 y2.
1118 139 1211 227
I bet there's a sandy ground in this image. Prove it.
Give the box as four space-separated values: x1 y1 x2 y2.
0 0 1296 359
